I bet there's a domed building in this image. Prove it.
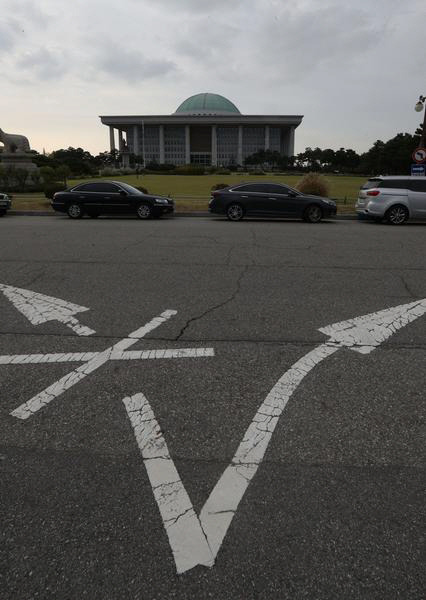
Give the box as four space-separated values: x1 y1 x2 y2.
100 93 303 166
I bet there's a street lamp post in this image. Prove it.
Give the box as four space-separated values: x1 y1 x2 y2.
414 95 426 147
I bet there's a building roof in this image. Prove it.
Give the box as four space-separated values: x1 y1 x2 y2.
174 93 241 115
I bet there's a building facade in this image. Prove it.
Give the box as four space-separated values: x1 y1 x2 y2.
100 93 303 167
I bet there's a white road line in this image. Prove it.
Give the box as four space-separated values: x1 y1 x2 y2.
123 393 215 574
123 345 338 574
11 310 177 420
198 343 338 560
0 348 215 365
0 283 96 336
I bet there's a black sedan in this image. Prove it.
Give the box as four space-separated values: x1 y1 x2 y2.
209 182 336 222
52 181 174 219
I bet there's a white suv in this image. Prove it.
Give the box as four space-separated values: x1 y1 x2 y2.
0 192 11 216
356 176 426 224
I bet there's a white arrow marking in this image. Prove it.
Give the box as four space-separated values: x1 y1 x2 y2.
11 310 178 420
123 299 426 574
0 347 214 365
124 393 215 574
0 283 95 336
318 298 426 354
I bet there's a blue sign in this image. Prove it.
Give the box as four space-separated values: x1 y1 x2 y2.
411 164 425 176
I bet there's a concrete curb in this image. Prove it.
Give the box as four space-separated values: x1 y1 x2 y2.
7 210 359 220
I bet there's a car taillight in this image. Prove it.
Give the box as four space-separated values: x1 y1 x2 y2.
367 190 380 196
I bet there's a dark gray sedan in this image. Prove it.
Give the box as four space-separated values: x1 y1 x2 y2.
52 181 174 219
209 182 336 222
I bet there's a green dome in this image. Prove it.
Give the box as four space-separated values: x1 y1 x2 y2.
174 93 240 115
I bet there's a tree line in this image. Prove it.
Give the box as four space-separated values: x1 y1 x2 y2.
0 124 423 190
245 127 424 175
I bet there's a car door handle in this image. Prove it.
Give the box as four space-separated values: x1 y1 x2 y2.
268 197 277 200
241 195 249 198
79 196 85 199
104 196 111 199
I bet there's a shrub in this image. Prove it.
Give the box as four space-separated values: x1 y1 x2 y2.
173 165 205 175
216 168 231 175
251 168 265 175
135 186 149 194
211 183 229 191
44 182 67 199
296 172 330 197
99 168 116 177
146 162 175 172
40 166 56 183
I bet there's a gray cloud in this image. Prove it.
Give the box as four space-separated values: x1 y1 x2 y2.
0 18 21 51
95 45 177 82
16 47 67 80
138 0 244 12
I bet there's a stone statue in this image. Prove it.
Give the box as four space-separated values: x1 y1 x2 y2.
0 126 37 176
0 127 31 153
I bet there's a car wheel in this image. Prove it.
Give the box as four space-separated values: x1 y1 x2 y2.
67 203 84 219
226 203 244 221
303 204 323 223
385 205 408 225
136 203 152 219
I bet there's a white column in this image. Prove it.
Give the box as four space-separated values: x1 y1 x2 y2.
265 125 270 150
185 125 190 164
118 130 124 152
159 125 165 164
286 126 295 156
237 125 243 165
133 125 138 157
109 126 115 152
211 125 217 166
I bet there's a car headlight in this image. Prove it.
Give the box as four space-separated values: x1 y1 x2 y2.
154 198 169 205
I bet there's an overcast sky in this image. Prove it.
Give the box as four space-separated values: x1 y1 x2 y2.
0 0 424 155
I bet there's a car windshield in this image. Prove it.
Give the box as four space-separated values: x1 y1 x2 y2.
361 179 382 190
118 182 143 194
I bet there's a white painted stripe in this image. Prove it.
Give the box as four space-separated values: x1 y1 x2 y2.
10 310 177 420
0 352 99 364
123 393 214 574
124 344 338 574
319 298 426 354
198 343 338 563
0 348 214 365
0 283 96 336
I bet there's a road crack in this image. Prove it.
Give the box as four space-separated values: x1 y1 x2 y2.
175 265 249 340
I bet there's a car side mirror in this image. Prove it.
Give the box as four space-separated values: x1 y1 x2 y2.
119 190 127 196
288 190 297 197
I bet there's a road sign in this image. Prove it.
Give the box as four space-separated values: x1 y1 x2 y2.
124 298 426 574
411 163 425 176
412 148 426 163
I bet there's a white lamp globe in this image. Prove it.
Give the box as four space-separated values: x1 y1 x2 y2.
415 101 424 112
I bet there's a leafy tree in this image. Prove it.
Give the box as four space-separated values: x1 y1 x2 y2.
56 164 72 185
40 166 56 183
31 170 41 185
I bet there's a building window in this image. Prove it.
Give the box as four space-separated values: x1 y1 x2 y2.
217 126 238 166
190 153 211 166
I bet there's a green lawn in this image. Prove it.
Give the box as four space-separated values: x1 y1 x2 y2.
10 173 364 213
70 173 364 201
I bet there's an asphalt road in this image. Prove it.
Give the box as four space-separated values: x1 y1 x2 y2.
1 215 425 599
